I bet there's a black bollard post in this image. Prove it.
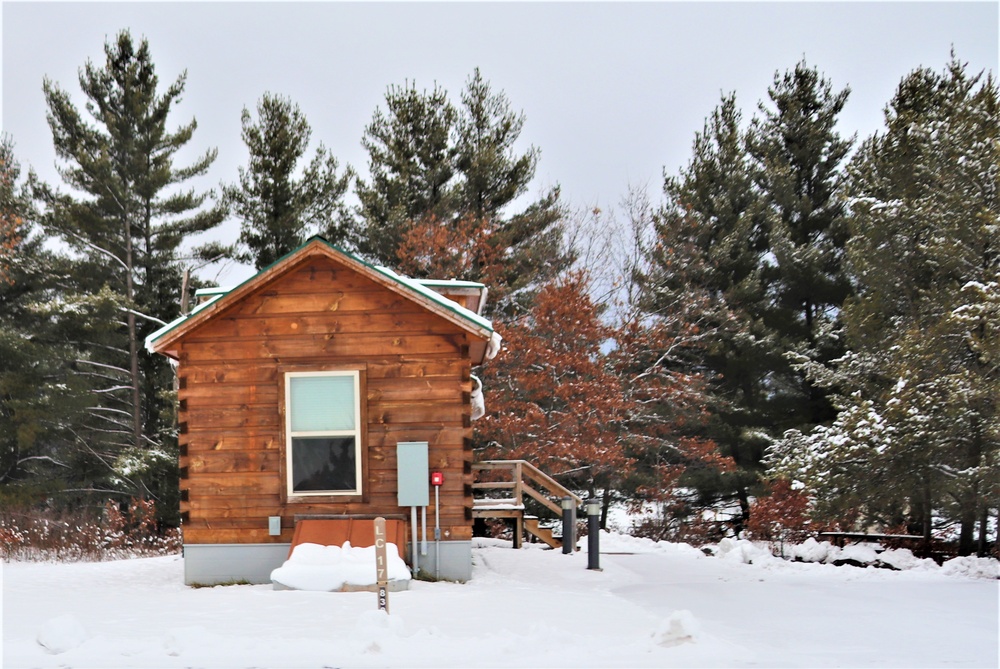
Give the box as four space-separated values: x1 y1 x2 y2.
561 497 576 554
586 498 602 570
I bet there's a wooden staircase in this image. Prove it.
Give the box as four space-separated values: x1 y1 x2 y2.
471 460 583 549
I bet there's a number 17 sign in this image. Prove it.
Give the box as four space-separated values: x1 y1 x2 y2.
374 517 389 613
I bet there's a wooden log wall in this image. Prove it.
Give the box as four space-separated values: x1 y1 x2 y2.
175 256 479 545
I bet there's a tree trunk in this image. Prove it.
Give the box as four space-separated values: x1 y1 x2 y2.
922 480 932 542
976 505 989 558
600 489 611 531
124 216 142 455
737 487 751 535
958 486 978 557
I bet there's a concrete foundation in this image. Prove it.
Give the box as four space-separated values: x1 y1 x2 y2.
406 540 473 582
183 543 292 586
182 540 473 586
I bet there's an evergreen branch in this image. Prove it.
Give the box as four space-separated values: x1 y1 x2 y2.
120 306 168 327
74 359 132 375
69 428 138 490
50 226 129 273
17 455 71 469
53 488 132 497
87 406 135 418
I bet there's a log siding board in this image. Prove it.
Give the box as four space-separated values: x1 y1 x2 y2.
179 334 465 362
161 249 486 548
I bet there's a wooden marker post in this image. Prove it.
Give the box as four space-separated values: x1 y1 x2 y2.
374 517 389 613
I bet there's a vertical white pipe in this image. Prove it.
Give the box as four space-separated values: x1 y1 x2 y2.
410 506 419 574
434 485 441 580
421 506 428 556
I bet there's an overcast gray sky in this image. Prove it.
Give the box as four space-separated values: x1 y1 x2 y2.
3 1 997 285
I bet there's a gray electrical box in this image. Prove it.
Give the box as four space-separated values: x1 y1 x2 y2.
268 516 281 536
396 441 429 506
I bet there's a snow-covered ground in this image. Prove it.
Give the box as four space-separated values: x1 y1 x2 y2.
3 535 997 668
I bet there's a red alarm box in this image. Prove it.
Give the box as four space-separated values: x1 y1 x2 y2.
430 471 444 486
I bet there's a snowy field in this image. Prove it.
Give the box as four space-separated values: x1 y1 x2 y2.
3 534 997 668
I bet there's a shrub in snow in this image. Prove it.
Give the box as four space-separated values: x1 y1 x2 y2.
1 499 180 562
744 479 812 551
628 500 731 546
36 614 88 654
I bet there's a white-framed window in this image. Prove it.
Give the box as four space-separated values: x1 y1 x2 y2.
284 370 362 496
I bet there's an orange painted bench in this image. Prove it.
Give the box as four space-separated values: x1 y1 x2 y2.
288 517 408 560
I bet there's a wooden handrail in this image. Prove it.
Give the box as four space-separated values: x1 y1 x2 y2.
472 460 583 519
518 460 583 505
471 481 517 490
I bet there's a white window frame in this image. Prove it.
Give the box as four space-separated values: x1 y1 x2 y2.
284 370 363 497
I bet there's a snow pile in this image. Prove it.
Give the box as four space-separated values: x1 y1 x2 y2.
789 537 833 562
714 538 779 565
833 542 881 565
163 626 217 658
583 531 997 578
875 548 939 572
580 529 663 554
36 614 88 654
576 529 705 558
652 610 700 647
352 610 411 656
787 536 933 568
269 541 411 591
941 555 1000 580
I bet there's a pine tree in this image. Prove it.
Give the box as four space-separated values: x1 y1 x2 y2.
639 64 853 530
769 57 999 554
454 68 537 220
451 69 569 316
355 81 456 265
222 93 353 269
748 60 853 432
357 71 572 316
33 31 224 512
639 94 773 527
0 138 92 498
0 138 27 285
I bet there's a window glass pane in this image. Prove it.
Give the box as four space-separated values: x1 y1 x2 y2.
290 375 355 432
291 437 357 492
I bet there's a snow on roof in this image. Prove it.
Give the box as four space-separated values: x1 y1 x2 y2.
415 278 486 289
372 264 492 332
143 292 224 353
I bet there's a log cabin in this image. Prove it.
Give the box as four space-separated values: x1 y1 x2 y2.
145 237 500 585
